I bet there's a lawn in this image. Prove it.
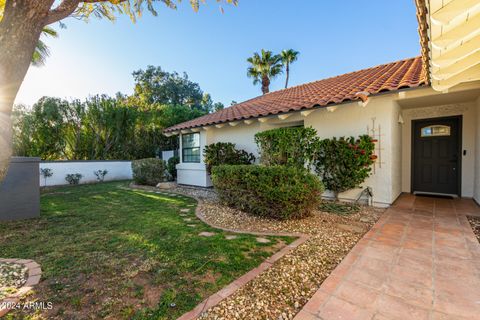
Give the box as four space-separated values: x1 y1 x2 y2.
0 182 292 319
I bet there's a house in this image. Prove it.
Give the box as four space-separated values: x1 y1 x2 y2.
164 0 480 207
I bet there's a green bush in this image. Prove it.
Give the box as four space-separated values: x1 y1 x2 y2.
313 135 375 199
65 173 82 185
131 158 166 186
203 142 255 174
254 126 319 169
211 165 324 220
167 156 180 181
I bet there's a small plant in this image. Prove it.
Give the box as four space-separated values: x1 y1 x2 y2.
203 142 255 174
166 156 180 181
65 173 83 185
319 201 360 215
131 158 166 186
40 168 53 187
93 169 108 182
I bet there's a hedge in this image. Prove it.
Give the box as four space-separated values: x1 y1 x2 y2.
203 142 255 174
254 126 319 169
131 158 166 186
211 165 324 220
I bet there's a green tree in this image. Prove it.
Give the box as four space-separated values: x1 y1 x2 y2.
130 66 209 111
247 49 283 95
280 49 299 89
0 0 237 181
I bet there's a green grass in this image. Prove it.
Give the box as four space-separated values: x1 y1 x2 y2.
0 181 292 319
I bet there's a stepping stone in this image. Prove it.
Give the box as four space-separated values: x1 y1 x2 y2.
187 204 195 207
336 223 364 233
199 232 216 237
180 209 191 213
187 224 197 228
225 235 237 240
183 218 192 222
256 237 270 243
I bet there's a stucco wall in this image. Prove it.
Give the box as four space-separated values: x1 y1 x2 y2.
401 102 477 197
39 161 133 186
475 97 480 203
305 96 399 206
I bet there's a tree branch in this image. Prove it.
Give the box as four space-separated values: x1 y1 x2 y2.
45 0 81 25
45 0 129 25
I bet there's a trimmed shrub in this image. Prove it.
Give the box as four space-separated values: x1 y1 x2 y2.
131 158 166 186
211 165 324 220
313 135 375 199
203 142 255 174
65 173 82 185
167 156 180 181
254 126 319 169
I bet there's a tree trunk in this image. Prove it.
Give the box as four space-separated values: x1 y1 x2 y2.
261 75 270 95
285 63 290 89
0 0 53 181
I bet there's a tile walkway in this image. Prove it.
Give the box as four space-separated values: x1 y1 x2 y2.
295 194 480 320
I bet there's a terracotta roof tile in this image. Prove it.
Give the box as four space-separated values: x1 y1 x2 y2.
165 56 427 133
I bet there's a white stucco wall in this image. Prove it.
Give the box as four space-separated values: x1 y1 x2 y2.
401 102 477 197
475 97 480 203
39 161 132 187
305 96 399 206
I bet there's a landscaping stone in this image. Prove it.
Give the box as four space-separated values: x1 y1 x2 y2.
199 232 216 237
156 181 177 189
0 262 28 300
180 209 191 213
225 235 238 240
187 224 197 228
256 237 271 243
335 223 364 233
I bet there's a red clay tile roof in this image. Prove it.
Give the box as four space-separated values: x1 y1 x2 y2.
164 56 427 133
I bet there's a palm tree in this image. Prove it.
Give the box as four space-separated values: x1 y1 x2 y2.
281 49 299 89
31 27 58 67
247 49 283 95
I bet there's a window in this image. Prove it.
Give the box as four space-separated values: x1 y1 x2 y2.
182 133 200 163
421 125 451 137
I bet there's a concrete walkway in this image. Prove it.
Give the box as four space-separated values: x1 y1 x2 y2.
295 194 480 320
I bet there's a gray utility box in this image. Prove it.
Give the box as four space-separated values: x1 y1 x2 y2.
0 157 40 221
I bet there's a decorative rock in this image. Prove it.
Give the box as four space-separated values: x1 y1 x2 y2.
199 232 216 237
336 224 364 233
256 237 271 243
156 182 177 189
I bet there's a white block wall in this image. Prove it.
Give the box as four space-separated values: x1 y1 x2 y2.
39 161 133 187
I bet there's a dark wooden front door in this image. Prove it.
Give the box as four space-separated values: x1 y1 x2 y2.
412 116 461 196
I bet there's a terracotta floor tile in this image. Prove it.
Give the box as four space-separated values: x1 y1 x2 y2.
318 296 374 320
347 267 387 290
297 196 480 320
334 280 380 309
384 277 433 308
376 294 430 320
389 264 433 288
302 290 330 314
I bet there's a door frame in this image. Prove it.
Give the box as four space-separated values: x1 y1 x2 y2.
410 115 463 197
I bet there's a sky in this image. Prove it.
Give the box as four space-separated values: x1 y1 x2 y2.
15 0 421 107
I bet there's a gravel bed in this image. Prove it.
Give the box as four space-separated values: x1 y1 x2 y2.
196 202 382 320
467 216 480 243
0 262 28 300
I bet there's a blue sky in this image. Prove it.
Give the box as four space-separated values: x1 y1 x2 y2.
16 0 421 106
